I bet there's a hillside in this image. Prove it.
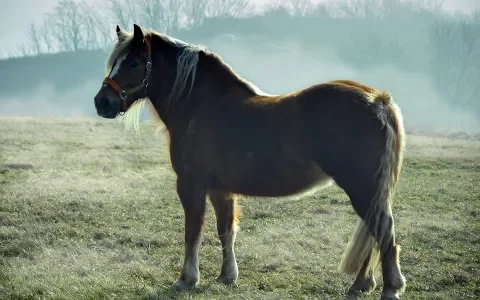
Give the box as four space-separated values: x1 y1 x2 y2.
0 50 108 97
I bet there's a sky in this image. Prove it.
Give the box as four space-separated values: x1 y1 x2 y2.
1 0 479 56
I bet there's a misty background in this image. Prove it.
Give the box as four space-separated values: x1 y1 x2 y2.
0 0 479 133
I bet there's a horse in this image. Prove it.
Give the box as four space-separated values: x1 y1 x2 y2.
94 24 407 300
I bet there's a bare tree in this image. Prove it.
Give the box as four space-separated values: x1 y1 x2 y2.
334 0 390 19
183 0 210 28
94 17 116 51
206 0 255 18
288 0 316 16
28 22 42 54
81 3 99 50
139 0 163 31
263 0 286 11
408 0 444 13
78 1 113 50
429 13 480 111
104 0 139 29
137 0 195 32
163 0 184 32
40 19 55 53
9 41 32 57
49 0 85 51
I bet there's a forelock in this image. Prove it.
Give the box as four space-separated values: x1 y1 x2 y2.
105 31 135 77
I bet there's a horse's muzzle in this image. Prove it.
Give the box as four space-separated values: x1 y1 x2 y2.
94 94 121 119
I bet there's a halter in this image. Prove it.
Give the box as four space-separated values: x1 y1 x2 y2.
103 37 152 113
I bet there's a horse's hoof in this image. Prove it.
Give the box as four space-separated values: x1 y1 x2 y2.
216 275 237 286
347 276 376 296
173 278 197 292
345 290 360 300
379 294 400 300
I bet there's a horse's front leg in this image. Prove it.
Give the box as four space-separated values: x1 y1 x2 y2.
174 178 206 291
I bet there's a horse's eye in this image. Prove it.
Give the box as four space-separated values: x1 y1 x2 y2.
129 60 140 68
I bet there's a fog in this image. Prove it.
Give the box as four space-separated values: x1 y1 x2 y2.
208 37 480 133
0 0 479 134
0 81 100 118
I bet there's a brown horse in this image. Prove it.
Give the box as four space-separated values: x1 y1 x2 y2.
94 24 407 300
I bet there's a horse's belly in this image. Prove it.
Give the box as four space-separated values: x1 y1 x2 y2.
214 160 333 197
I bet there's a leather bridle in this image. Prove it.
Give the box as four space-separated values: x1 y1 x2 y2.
102 37 152 113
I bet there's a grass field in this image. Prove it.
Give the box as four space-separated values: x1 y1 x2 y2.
0 116 479 300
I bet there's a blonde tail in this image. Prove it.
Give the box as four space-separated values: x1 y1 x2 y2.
339 91 406 276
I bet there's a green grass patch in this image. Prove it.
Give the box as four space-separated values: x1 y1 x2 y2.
0 117 479 299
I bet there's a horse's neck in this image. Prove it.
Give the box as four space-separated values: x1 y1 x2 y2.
149 51 259 129
149 85 202 131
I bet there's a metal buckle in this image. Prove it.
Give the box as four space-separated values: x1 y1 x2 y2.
143 78 149 87
120 90 128 100
146 61 152 71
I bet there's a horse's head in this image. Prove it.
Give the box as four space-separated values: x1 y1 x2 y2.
95 24 207 120
94 24 153 119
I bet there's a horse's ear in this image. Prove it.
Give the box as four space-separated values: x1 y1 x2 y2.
116 25 125 41
133 24 144 45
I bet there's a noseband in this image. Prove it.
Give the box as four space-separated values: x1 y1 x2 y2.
103 37 152 113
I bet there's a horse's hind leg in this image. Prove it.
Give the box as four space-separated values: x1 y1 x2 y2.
346 242 377 297
337 176 405 299
346 198 405 299
376 212 406 300
208 190 239 285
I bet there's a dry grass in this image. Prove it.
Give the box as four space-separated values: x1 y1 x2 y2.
0 116 479 300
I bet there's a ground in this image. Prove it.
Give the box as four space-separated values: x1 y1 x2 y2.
0 116 479 300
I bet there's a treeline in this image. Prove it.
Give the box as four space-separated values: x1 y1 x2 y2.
3 0 480 117
12 0 257 56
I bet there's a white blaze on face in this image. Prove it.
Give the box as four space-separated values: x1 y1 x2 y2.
108 54 128 79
